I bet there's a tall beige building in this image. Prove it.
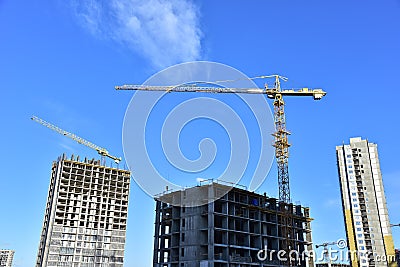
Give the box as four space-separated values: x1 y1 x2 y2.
0 250 14 267
336 137 395 267
36 154 131 267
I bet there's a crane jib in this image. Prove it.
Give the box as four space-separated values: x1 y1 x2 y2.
115 85 326 99
31 116 122 164
115 85 266 94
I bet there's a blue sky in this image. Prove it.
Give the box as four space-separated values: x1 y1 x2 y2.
1 0 400 266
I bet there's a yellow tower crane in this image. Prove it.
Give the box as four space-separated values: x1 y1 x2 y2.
31 116 122 164
116 74 326 203
116 74 326 266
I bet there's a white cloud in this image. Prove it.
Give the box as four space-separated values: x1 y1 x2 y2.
59 142 76 153
71 0 203 68
323 198 341 208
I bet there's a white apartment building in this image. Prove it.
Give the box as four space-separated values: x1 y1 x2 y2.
336 137 395 267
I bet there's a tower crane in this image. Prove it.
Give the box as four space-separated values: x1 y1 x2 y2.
31 116 122 164
116 74 326 266
115 74 326 202
316 241 338 267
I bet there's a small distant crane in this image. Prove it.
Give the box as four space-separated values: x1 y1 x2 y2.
316 241 338 267
31 116 121 164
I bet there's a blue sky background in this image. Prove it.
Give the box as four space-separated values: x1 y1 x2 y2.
1 0 400 266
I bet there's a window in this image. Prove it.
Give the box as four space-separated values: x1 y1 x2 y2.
357 234 363 238
354 204 358 208
357 228 362 231
181 248 185 257
352 193 357 196
348 165 353 169
182 233 185 242
353 198 357 202
349 170 354 174
347 155 352 158
356 222 361 225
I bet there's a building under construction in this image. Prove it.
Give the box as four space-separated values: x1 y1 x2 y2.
36 154 131 267
153 182 313 267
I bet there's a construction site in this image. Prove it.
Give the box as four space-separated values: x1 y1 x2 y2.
117 74 326 267
4 1 400 266
117 73 397 267
13 73 395 267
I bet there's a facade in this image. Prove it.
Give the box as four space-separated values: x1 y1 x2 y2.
336 137 395 267
153 182 314 267
0 250 15 267
36 154 131 267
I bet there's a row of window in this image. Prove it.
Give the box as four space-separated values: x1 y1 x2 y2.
52 226 125 237
51 233 125 242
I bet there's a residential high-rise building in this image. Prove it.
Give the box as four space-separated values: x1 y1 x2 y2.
153 182 314 267
336 137 395 267
0 250 14 267
36 154 131 267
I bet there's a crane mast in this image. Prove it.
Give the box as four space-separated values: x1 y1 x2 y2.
31 116 122 164
271 76 291 203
